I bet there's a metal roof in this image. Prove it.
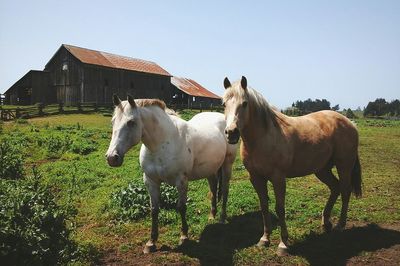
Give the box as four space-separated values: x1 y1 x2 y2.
63 44 171 76
171 76 220 99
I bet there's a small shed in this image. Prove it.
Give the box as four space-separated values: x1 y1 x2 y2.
171 76 221 109
4 70 52 105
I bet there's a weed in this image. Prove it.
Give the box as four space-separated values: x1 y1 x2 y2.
0 140 24 179
0 167 78 265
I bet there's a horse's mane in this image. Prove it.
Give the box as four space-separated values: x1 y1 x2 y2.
224 81 285 129
114 99 180 118
135 99 166 109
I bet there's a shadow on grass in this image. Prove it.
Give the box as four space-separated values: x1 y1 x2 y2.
176 214 400 266
290 223 400 266
176 211 278 265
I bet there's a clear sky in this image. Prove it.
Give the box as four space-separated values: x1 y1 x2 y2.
0 0 399 109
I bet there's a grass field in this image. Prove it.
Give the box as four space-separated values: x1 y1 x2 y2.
1 113 400 265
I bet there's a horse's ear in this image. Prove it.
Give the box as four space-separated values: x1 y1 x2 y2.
113 94 121 106
127 95 136 108
241 76 247 90
223 77 231 89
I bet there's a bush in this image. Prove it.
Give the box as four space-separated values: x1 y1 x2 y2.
0 141 24 179
110 182 179 221
70 138 97 155
38 134 72 158
0 168 78 265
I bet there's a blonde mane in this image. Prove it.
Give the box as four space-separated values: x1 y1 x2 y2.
135 99 166 109
113 98 180 120
224 81 284 128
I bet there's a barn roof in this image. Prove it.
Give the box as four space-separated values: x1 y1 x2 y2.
61 44 171 76
171 77 220 99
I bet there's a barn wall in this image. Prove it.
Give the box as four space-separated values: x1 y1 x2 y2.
5 72 32 105
31 72 52 104
45 47 83 105
82 65 172 105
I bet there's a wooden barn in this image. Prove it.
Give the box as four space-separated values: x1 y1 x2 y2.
171 76 221 109
5 44 172 105
4 44 222 109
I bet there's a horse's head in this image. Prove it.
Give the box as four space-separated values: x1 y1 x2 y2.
106 94 143 167
222 76 250 144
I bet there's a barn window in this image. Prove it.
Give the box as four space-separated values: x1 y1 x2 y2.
193 97 196 102
104 79 109 86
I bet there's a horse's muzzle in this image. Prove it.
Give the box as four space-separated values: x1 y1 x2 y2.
106 152 123 167
225 128 240 144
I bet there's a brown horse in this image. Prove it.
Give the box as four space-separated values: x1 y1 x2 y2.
222 76 362 255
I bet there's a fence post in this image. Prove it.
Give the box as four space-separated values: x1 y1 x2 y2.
77 102 82 112
59 102 64 113
38 103 44 116
16 108 20 118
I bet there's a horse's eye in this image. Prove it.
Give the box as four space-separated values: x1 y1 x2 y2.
242 101 248 108
127 120 135 127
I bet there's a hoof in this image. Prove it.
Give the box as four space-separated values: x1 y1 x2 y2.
143 242 156 254
276 242 289 256
322 222 333 232
179 236 189 246
208 214 215 221
256 238 270 248
218 217 227 224
333 225 345 232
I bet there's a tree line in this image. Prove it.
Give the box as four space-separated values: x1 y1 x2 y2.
363 98 400 117
284 98 339 116
283 98 400 118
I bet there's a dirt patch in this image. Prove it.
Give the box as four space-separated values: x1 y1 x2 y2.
98 221 400 265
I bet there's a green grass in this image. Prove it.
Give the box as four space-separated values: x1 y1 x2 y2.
1 115 399 265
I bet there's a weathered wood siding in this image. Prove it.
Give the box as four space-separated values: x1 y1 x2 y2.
5 71 51 105
45 47 82 105
82 66 172 104
44 46 172 105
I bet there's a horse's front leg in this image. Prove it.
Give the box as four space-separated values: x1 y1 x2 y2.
176 178 189 245
250 175 271 247
207 175 218 220
220 165 232 223
143 175 160 254
271 175 289 256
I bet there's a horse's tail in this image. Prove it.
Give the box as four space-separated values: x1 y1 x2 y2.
217 167 223 203
351 155 362 198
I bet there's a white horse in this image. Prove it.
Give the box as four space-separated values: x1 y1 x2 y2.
106 95 237 253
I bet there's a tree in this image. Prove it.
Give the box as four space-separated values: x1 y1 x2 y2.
332 104 340 111
389 100 400 116
345 109 356 119
364 98 389 117
291 98 333 114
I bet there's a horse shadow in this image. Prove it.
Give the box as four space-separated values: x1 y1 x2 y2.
176 212 400 266
289 223 400 266
176 211 278 265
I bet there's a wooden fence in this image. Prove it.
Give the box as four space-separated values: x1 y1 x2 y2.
0 102 112 121
0 102 223 121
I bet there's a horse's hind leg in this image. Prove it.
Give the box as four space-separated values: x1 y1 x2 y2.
315 168 340 232
220 163 232 223
335 166 352 231
207 175 218 220
176 178 189 244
